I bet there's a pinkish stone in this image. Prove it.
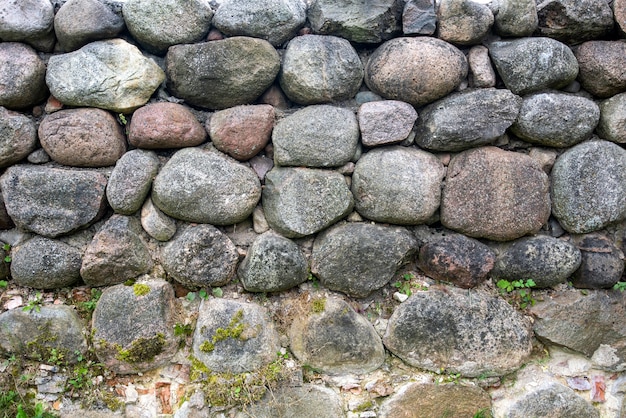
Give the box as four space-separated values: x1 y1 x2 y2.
358 100 417 147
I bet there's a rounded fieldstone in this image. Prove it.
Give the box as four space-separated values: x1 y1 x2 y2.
506 383 600 418
576 41 626 98
357 100 418 147
536 0 613 45
0 0 55 51
597 93 626 143
0 106 37 168
0 42 48 109
437 0 494 45
616 0 626 36
468 45 496 88
570 233 625 289
106 149 160 215
140 198 176 242
239 385 344 418
492 0 538 37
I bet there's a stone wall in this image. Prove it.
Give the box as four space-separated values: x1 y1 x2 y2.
0 0 625 417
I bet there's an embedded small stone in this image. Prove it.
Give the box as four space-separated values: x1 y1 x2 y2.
140 198 176 242
358 100 417 147
107 150 160 215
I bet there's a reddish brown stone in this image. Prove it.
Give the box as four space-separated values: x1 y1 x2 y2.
575 41 626 98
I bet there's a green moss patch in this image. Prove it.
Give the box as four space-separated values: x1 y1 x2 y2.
116 333 165 363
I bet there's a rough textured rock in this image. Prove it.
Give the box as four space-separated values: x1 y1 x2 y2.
575 41 626 98
289 297 385 374
208 105 274 161
616 0 626 36
415 88 522 152
0 106 37 167
352 146 443 225
166 37 280 110
38 108 127 167
597 92 626 143
80 215 153 287
551 140 626 234
492 0 538 37
10 236 82 289
511 92 600 148
128 102 207 149
161 224 238 288
384 286 533 377
140 198 176 242
0 165 108 238
272 105 359 167
357 100 417 147
279 35 363 105
212 0 306 46
122 0 213 54
0 0 55 51
308 0 402 43
506 382 600 418
311 222 416 297
468 45 496 88
262 167 354 238
0 42 48 109
570 233 625 289
417 234 496 289
365 37 467 107
54 0 125 51
491 235 581 288
92 280 178 374
192 299 280 373
238 231 308 293
536 0 613 45
489 37 579 95
107 150 160 215
441 147 551 241
46 39 165 113
240 385 345 418
437 0 494 45
152 147 261 225
0 305 87 364
402 0 436 35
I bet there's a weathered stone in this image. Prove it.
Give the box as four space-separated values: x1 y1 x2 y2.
0 194 14 230
161 224 238 288
11 236 82 289
492 0 538 37
415 88 521 152
107 150 160 215
0 165 107 238
272 105 359 167
468 45 496 88
238 232 308 293
570 233 625 289
122 0 213 54
384 286 533 377
279 35 363 105
0 43 47 109
402 0 436 35
166 37 280 110
262 167 354 238
152 147 261 225
597 93 626 143
551 140 626 233
357 100 417 147
46 39 165 113
290 297 385 374
208 105 274 161
0 0 55 51
212 0 305 46
92 280 178 374
240 385 344 418
192 299 280 373
511 92 600 148
437 0 494 45
38 108 127 167
575 41 626 98
441 147 551 241
140 198 176 242
0 106 37 167
365 37 467 107
80 215 153 287
489 37 578 95
536 0 613 45
616 0 626 36
506 382 600 418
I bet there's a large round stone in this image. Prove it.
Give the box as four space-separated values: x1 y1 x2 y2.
106 150 160 215
0 106 37 167
0 0 55 51
597 93 626 143
0 42 47 109
575 41 626 98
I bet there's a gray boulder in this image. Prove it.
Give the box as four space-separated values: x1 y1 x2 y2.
122 0 213 54
107 150 160 215
492 0 538 37
402 0 436 35
365 37 467 107
437 0 494 45
384 286 533 377
152 147 261 225
262 167 354 238
240 385 345 418
570 233 624 289
311 222 417 298
166 37 280 110
597 92 626 143
0 106 37 167
415 88 522 152
489 37 578 95
0 42 47 109
506 382 599 418
161 224 238 288
140 198 176 242
272 105 359 168
352 146 444 225
511 92 600 148
11 236 82 289
0 0 55 51
551 139 626 233
289 297 385 374
46 39 165 113
575 41 626 98
357 100 417 147
0 165 107 238
279 35 363 105
536 0 613 45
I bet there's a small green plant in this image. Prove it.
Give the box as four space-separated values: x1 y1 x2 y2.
2 242 11 263
435 368 461 385
47 348 64 366
174 323 193 337
212 287 223 298
394 273 426 296
473 408 491 418
198 289 209 299
0 280 7 289
310 297 326 314
307 272 319 289
614 281 626 291
117 113 127 125
77 288 102 313
23 292 43 313
496 279 537 309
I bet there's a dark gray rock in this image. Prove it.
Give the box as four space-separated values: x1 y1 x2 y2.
437 0 494 46
0 165 108 238
0 106 37 167
357 100 417 147
152 147 261 225
240 385 345 418
551 139 626 234
166 37 280 110
161 224 238 288
597 92 626 143
536 0 613 45
489 37 578 95
0 193 13 230
402 0 436 35
0 42 48 109
384 286 533 377
238 231 308 293
492 0 538 37
262 167 354 238
575 41 626 99
506 382 599 418
11 236 82 289
272 105 359 168
0 0 55 51
415 88 522 152
290 297 385 374
140 198 176 242
107 150 160 215
352 146 444 225
279 35 363 105
570 233 624 289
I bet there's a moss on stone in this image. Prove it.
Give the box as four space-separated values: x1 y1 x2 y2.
199 309 246 353
116 333 165 363
132 283 150 297
311 297 326 314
